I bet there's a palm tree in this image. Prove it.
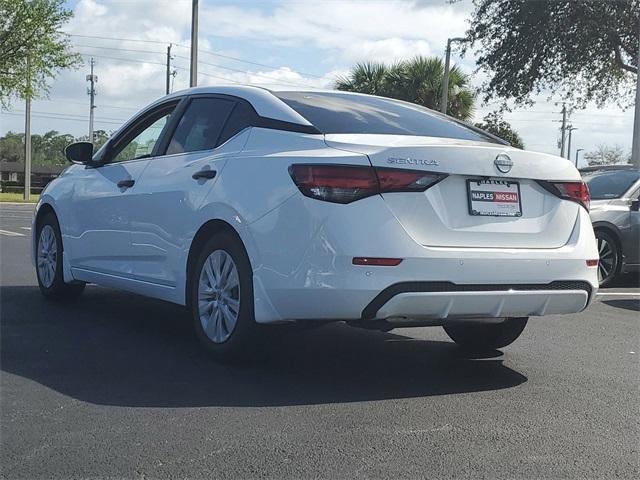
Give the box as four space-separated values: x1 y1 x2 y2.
335 62 390 96
335 56 475 121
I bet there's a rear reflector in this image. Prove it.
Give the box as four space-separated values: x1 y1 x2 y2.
539 180 590 211
289 164 447 204
353 257 403 266
586 259 598 267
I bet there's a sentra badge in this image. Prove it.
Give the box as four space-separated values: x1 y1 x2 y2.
387 157 439 167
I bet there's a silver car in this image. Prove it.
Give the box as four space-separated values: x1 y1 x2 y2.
581 165 640 286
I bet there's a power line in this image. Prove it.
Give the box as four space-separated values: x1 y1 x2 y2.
3 112 125 126
69 33 323 80
74 44 167 56
6 110 128 122
174 54 314 88
68 34 170 45
171 43 324 79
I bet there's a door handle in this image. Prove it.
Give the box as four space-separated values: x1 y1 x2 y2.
192 169 217 180
117 179 135 188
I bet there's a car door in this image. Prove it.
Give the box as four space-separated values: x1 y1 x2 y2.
127 95 254 288
67 100 180 280
623 186 640 266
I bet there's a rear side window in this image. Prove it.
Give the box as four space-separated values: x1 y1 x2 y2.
166 98 236 155
583 169 640 199
274 91 494 143
217 102 257 146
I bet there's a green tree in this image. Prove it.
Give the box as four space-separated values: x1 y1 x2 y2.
0 131 25 162
474 112 524 149
466 0 639 108
0 0 81 106
0 130 110 166
584 144 629 166
335 56 475 120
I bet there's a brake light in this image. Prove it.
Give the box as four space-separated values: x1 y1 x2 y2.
289 164 447 204
539 181 590 211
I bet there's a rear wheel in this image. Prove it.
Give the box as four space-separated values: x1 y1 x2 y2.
189 232 257 360
595 230 620 287
443 317 528 351
36 213 85 301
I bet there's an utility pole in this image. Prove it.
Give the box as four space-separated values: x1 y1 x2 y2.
566 126 577 161
559 103 568 158
166 44 172 95
190 0 199 87
86 58 97 143
441 37 466 115
24 56 31 201
575 148 584 167
632 31 639 167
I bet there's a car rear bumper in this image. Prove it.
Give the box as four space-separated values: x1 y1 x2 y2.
249 194 599 323
363 281 592 322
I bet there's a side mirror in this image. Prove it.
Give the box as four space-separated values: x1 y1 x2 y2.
65 142 94 165
630 199 640 212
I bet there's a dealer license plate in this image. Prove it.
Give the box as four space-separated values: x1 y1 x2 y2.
467 179 522 217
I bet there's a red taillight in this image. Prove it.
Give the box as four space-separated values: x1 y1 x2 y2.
289 164 447 204
548 181 590 211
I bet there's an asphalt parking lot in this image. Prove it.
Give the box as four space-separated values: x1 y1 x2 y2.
1 202 639 479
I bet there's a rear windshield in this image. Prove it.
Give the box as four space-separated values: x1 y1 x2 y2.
274 91 496 143
583 169 640 199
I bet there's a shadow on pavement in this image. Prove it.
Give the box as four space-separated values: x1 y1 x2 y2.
602 299 640 312
1 285 527 408
603 273 640 289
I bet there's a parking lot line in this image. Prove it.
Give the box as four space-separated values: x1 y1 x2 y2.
0 229 25 237
596 292 640 297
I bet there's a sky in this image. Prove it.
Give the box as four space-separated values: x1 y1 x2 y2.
0 0 635 166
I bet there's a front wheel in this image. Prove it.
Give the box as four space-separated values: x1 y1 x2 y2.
443 317 528 351
36 212 85 301
189 232 257 360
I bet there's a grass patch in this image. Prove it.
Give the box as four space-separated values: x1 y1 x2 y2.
0 192 40 203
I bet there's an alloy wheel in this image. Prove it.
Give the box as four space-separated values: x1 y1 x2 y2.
37 225 57 288
597 235 616 284
197 250 241 343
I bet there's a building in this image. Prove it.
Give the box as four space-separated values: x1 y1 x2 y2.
0 161 65 193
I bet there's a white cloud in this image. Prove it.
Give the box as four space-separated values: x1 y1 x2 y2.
199 1 468 64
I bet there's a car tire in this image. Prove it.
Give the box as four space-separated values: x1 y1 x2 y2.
36 212 85 301
443 317 528 351
189 231 257 360
595 229 620 287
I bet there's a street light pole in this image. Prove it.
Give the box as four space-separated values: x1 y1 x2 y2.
566 126 577 161
24 56 31 201
440 37 466 115
86 58 97 143
190 0 199 87
632 31 639 167
575 148 584 167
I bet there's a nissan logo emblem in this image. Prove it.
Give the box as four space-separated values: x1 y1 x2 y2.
494 154 513 173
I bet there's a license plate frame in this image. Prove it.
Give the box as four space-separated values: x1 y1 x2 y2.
467 178 523 217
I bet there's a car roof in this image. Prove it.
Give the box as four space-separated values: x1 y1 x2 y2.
161 85 317 126
579 164 638 174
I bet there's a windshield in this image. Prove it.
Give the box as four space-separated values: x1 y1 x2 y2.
583 169 640 199
275 91 497 143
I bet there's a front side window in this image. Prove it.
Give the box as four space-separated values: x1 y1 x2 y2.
165 98 236 155
274 91 495 143
111 106 174 163
583 169 640 200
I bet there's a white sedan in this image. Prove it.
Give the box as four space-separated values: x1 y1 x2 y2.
32 86 599 358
